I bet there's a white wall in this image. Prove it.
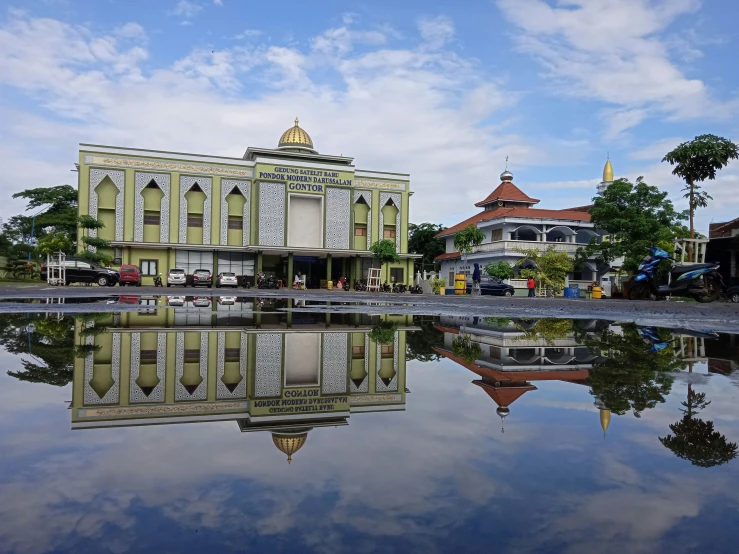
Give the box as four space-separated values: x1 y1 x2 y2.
284 333 320 387
288 195 323 248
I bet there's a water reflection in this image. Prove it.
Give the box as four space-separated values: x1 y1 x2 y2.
2 307 739 552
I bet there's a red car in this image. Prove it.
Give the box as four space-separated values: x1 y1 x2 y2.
119 264 142 286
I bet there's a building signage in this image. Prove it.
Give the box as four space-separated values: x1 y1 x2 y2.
354 179 405 191
259 166 353 191
83 155 254 178
250 387 349 416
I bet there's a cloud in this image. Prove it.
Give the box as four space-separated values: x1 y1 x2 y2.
234 28 261 40
495 0 735 136
113 22 147 42
214 0 223 5
169 0 203 20
0 11 534 227
418 15 455 49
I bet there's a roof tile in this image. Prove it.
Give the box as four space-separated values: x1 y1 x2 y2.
475 182 540 207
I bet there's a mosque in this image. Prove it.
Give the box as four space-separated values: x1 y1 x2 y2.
77 118 416 288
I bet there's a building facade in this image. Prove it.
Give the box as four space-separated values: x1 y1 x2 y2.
77 119 416 287
434 159 617 289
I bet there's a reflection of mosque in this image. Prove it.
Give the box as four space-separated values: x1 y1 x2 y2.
433 316 613 434
73 298 413 463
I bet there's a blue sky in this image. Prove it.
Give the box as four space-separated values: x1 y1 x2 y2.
0 0 738 232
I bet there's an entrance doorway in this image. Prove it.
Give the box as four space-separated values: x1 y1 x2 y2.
293 256 326 289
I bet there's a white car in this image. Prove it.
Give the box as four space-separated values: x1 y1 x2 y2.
216 272 238 288
167 268 187 287
218 296 236 305
167 296 186 307
192 297 211 308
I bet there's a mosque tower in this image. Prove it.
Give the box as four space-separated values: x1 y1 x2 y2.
594 397 611 438
597 155 614 195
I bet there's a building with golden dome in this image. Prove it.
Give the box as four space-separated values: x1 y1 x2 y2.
76 117 417 287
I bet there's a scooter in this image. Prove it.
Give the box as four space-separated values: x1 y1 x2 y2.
153 274 163 287
629 247 724 303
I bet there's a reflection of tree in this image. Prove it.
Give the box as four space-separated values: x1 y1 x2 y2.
452 335 483 364
406 318 443 362
0 314 75 387
660 388 738 468
369 322 396 345
578 325 685 417
513 318 573 344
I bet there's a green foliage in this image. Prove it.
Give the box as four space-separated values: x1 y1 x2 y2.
430 276 447 294
453 225 485 268
406 318 444 362
575 177 688 274
578 325 684 417
369 322 397 345
81 236 111 249
514 318 573 344
484 261 514 280
515 247 573 293
370 239 400 267
74 343 101 358
483 317 512 327
37 232 74 255
0 314 75 387
408 223 446 271
451 335 483 364
77 215 104 230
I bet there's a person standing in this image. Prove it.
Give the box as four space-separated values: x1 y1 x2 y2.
527 276 536 297
472 263 481 296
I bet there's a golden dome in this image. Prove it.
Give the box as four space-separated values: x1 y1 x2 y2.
600 409 611 435
272 429 310 464
603 156 614 183
278 117 315 151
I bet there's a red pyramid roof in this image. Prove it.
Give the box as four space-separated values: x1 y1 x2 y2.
472 380 537 407
475 182 540 207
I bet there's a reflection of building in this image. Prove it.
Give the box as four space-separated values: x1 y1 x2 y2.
77 118 417 288
433 316 607 432
73 306 414 463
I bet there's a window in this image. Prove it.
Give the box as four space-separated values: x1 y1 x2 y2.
354 226 367 236
144 213 160 225
77 261 92 269
491 229 503 242
184 349 200 362
140 260 158 276
383 227 396 239
352 346 365 359
225 347 240 362
228 216 243 230
187 216 203 228
381 345 394 358
449 271 455 283
140 350 157 362
390 268 404 283
138 297 157 315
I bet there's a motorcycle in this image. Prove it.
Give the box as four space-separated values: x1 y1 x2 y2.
392 283 407 293
258 276 279 289
409 284 423 294
381 282 392 293
354 279 367 292
153 274 163 287
629 247 724 303
241 275 251 288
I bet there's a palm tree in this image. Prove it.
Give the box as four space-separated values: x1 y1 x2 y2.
662 134 739 240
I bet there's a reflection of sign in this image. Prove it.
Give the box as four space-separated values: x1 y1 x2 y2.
259 166 353 189
250 387 349 416
350 394 403 404
78 401 249 418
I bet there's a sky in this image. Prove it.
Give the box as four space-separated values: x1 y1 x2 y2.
0 0 738 234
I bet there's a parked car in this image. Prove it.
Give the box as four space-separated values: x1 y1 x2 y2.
218 296 236 305
466 276 515 297
40 257 120 286
216 272 238 288
192 269 213 288
192 296 211 307
727 285 739 303
119 264 142 286
167 296 186 307
167 268 187 287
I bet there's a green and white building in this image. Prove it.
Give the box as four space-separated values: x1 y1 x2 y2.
77 118 416 286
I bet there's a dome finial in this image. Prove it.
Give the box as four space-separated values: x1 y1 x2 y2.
295 116 299 126
500 157 514 182
602 155 614 183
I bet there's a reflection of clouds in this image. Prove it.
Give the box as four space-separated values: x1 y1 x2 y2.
2 357 739 551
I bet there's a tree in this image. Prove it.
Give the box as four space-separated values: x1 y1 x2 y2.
78 215 114 266
12 185 78 241
369 239 400 281
369 322 397 345
576 177 688 274
577 325 684 417
662 134 739 239
515 246 573 293
408 223 446 273
513 318 573 344
453 225 484 272
406 318 444 362
452 335 483 364
659 388 738 468
485 261 514 280
36 231 74 255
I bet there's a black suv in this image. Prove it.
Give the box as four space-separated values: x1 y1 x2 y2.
191 269 213 288
40 257 120 286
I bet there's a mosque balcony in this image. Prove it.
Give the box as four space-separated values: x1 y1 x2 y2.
471 240 581 256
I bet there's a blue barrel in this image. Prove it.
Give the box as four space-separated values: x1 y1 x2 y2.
564 286 581 298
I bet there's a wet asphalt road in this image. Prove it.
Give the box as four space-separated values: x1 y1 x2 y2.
2 283 739 332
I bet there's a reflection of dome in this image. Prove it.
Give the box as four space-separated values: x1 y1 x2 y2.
272 427 312 464
497 406 510 434
278 117 315 152
600 409 611 435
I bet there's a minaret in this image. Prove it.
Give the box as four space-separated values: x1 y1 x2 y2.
597 154 614 195
594 397 611 438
